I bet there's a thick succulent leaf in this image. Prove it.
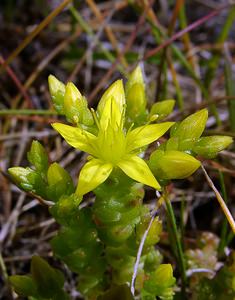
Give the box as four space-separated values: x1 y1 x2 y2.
149 150 201 180
27 140 48 173
171 109 208 140
30 255 65 298
9 275 37 297
98 284 134 300
193 135 233 158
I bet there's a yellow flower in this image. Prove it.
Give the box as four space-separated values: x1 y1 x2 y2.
52 80 174 196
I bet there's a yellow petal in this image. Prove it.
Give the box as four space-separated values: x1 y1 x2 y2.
52 123 97 155
126 122 174 152
97 79 125 115
99 97 123 131
117 155 160 190
76 159 113 196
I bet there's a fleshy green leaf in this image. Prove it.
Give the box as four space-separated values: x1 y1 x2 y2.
50 194 82 226
171 109 208 141
76 159 113 196
143 264 175 299
97 284 134 300
9 275 37 296
193 135 233 158
47 163 74 200
137 217 162 246
30 255 64 298
27 140 48 174
149 150 201 180
118 155 160 189
8 167 44 194
126 122 174 152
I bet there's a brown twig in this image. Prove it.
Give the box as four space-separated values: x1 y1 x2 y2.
0 0 72 71
88 0 153 102
143 4 230 60
0 56 32 108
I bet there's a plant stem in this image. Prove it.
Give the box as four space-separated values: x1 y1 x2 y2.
164 188 187 298
180 193 186 250
0 252 8 282
218 171 229 255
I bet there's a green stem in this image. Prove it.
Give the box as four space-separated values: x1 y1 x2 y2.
218 171 228 256
0 252 8 282
0 109 58 116
180 193 186 250
164 189 187 297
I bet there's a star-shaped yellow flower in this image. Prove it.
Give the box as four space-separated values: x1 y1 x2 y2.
52 80 174 196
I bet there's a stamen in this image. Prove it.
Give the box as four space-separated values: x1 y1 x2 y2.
127 122 134 134
91 108 100 130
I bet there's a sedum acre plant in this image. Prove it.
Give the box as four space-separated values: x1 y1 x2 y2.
8 65 233 300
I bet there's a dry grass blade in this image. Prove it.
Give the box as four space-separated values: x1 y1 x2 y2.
143 4 230 60
0 0 72 71
201 165 235 234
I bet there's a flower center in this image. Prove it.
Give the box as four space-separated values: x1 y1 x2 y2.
96 125 126 164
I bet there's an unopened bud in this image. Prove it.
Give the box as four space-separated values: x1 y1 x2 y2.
149 150 200 180
48 75 65 113
64 82 93 126
126 65 146 119
150 99 175 121
97 80 125 116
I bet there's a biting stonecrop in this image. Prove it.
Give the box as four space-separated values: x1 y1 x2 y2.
9 65 232 202
8 65 233 300
51 79 173 197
